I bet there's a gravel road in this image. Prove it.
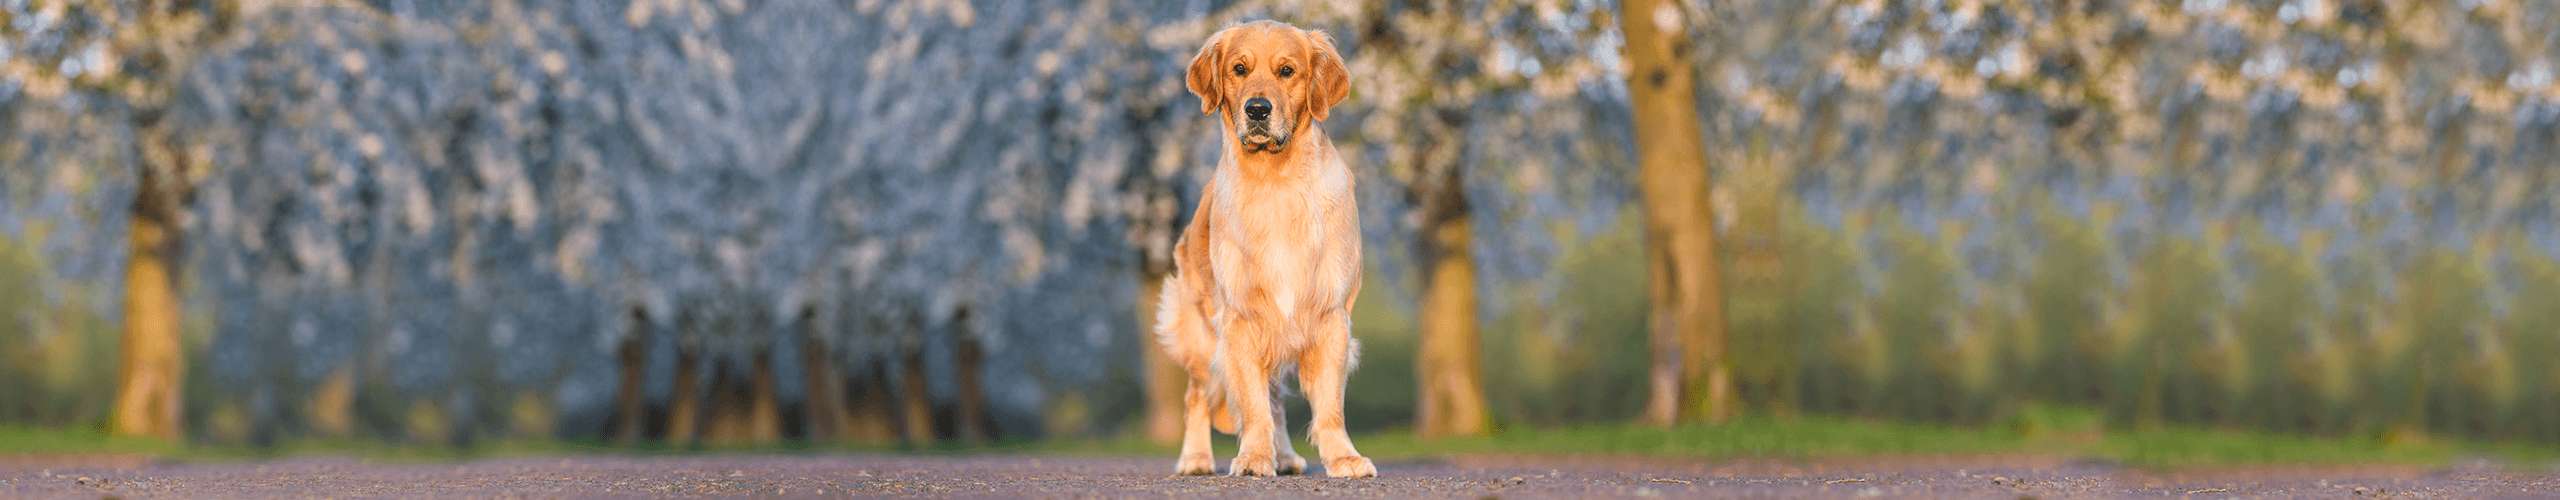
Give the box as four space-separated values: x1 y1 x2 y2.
1 453 2552 498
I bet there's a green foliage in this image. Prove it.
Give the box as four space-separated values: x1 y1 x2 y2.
0 236 119 428
1783 212 1887 418
1354 177 2560 449
1727 202 2560 445
2019 196 2118 404
2226 225 2353 434
1480 217 1653 427
1343 276 1422 433
2110 236 2239 428
1643 0 2560 450
2507 256 2560 443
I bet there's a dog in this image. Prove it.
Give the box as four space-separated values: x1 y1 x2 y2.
1153 20 1374 478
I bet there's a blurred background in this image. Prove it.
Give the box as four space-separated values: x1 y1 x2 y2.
2 0 2558 454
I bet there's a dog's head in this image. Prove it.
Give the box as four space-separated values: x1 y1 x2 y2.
1187 21 1349 155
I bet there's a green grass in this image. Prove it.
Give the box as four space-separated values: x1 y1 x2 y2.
9 407 2557 468
0 424 183 457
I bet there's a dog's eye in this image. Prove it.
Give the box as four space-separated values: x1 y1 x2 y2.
1232 64 1248 77
1277 65 1294 78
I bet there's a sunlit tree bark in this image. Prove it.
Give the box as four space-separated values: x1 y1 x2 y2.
1412 151 1488 437
845 363 901 444
1623 0 1731 426
748 351 783 444
111 154 189 440
77 0 238 442
800 326 857 444
1416 206 1490 437
666 343 703 447
897 344 936 446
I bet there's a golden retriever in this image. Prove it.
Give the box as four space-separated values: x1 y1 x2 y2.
1153 20 1373 478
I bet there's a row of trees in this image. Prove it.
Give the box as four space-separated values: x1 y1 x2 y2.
1 0 1733 444
7 0 1139 444
9 0 2553 446
1687 0 2560 442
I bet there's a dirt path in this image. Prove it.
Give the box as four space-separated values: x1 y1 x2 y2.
0 453 2551 498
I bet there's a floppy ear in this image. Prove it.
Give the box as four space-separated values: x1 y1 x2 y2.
1186 27 1234 115
1302 29 1351 123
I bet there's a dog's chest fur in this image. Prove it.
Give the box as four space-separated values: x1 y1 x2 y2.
1208 144 1359 334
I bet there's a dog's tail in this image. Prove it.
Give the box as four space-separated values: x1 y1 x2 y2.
1151 274 1197 366
1154 272 1243 434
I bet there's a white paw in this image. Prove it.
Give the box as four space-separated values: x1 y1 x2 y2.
1228 453 1276 477
1324 455 1376 478
1175 453 1216 476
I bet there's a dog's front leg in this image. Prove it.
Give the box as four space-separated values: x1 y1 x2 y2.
1174 368 1217 475
1221 316 1280 477
1299 310 1376 477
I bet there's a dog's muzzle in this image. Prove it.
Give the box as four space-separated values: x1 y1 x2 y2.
1239 127 1288 153
1238 96 1288 153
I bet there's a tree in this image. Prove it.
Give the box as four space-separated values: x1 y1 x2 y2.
1331 1 1499 438
170 0 1152 446
1622 0 1731 425
0 0 243 440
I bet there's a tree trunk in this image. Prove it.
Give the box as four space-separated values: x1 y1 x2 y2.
952 332 989 445
897 346 937 446
611 322 649 445
702 359 748 446
845 362 900 444
111 161 187 441
747 348 783 444
1136 273 1186 444
666 344 703 447
1416 210 1489 438
1624 0 1732 426
800 332 856 443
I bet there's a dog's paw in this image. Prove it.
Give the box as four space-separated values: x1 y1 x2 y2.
1175 453 1217 476
1276 452 1308 475
1324 455 1377 478
1227 452 1277 477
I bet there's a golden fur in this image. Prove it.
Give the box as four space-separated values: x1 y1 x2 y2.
1154 20 1374 478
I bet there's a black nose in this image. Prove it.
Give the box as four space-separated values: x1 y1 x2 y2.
1243 98 1273 121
